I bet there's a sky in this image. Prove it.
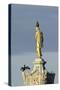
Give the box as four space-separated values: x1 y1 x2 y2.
11 4 58 55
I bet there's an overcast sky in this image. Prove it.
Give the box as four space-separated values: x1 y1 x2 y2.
11 4 58 55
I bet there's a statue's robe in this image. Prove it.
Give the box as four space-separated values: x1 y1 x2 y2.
35 30 43 58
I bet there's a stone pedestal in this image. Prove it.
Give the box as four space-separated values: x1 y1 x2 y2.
30 58 47 85
21 58 47 85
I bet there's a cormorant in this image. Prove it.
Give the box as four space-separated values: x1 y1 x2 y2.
20 65 30 71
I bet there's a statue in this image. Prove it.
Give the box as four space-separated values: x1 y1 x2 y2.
35 21 43 58
20 21 55 85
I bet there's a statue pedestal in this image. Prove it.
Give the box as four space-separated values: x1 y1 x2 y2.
22 58 47 85
30 58 47 85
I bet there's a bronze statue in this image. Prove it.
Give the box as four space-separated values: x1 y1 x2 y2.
35 21 44 58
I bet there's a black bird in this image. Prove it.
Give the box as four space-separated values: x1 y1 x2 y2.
20 65 30 72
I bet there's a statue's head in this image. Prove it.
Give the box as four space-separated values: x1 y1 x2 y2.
36 21 39 27
35 21 40 31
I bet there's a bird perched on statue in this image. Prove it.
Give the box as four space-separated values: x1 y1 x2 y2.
20 65 30 72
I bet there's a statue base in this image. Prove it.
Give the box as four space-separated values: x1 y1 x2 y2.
22 58 47 85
